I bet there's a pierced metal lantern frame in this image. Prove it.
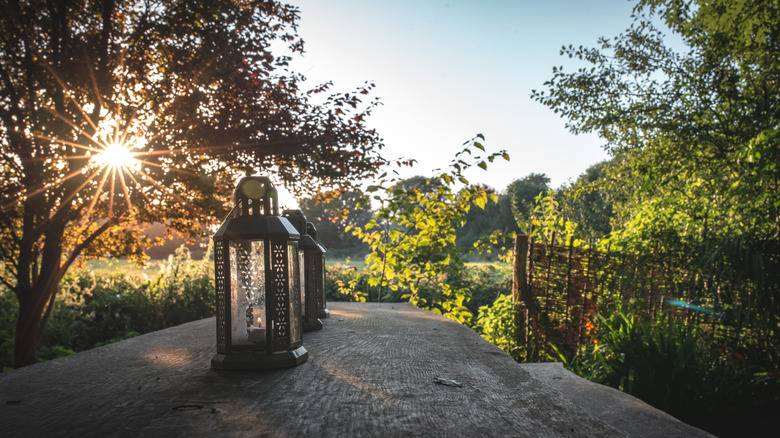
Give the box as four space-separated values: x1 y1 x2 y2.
211 176 308 370
283 210 323 332
307 222 329 319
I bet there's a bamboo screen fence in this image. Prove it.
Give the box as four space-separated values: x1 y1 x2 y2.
512 234 779 361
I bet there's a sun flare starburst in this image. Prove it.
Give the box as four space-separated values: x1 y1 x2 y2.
93 141 142 171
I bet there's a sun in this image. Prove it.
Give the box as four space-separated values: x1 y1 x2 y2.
94 141 141 171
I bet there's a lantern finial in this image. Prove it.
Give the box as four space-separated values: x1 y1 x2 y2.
232 176 278 217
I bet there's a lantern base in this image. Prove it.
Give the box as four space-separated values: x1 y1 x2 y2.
211 346 308 370
302 317 323 332
317 308 330 319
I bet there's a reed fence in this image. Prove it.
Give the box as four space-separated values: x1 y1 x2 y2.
511 234 779 361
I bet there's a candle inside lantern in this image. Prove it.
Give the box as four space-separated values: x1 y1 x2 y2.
248 316 266 345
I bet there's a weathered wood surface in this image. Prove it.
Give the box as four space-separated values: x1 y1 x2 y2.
0 302 707 437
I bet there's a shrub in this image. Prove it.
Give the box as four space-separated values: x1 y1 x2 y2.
473 294 524 361
1 245 215 371
452 263 512 316
0 289 18 371
561 307 780 421
325 262 374 302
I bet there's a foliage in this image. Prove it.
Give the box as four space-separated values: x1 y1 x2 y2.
0 0 385 367
532 0 780 387
532 0 780 247
452 263 513 315
456 185 515 250
560 306 779 422
474 294 524 361
344 136 509 323
327 260 512 324
523 0 780 417
529 190 582 246
299 190 373 252
555 161 614 242
325 262 372 303
0 245 214 371
505 173 551 234
0 287 17 371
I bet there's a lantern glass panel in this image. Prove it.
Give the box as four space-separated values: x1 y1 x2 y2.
288 242 302 344
298 251 306 317
229 240 266 347
316 253 326 309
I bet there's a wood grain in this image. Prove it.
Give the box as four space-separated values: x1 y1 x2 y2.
1 302 629 437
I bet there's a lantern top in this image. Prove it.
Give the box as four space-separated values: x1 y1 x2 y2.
307 222 327 254
232 176 278 217
282 209 307 235
283 209 321 252
306 222 318 240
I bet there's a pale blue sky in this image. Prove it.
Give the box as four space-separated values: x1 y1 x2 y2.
285 0 641 192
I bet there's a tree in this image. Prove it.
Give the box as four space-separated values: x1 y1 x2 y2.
346 135 508 321
556 160 614 242
532 0 780 352
504 173 551 233
455 184 514 250
532 0 780 245
298 190 372 252
0 0 383 367
458 174 550 258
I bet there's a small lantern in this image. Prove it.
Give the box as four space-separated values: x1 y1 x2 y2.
307 222 329 319
211 176 308 369
282 210 323 332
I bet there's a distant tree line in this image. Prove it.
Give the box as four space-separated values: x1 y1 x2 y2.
301 165 615 257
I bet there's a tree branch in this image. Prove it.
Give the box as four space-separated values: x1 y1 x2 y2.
61 215 122 274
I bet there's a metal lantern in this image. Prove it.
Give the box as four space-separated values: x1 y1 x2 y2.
307 222 329 319
282 210 323 332
211 176 308 369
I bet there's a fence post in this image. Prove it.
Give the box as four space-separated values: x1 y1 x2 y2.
512 233 529 350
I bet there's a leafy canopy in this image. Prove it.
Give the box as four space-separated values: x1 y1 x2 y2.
532 0 780 360
532 0 780 249
343 135 508 323
0 0 384 367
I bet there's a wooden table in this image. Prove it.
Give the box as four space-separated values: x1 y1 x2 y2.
0 302 706 437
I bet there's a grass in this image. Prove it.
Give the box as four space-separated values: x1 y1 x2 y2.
84 258 168 276
325 257 366 270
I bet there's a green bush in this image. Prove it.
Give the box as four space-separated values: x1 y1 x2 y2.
561 307 780 421
325 262 378 302
0 290 18 371
581 311 705 414
452 263 512 316
0 245 215 371
325 261 512 312
473 294 524 361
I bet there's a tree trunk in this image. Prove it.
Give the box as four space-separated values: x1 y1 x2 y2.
13 263 63 368
13 298 46 368
13 215 68 368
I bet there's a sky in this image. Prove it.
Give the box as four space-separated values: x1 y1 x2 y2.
283 0 641 195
